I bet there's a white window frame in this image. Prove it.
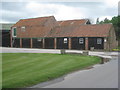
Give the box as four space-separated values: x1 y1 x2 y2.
12 27 17 37
21 26 26 32
64 38 67 43
104 38 107 42
79 38 84 44
37 38 42 42
71 21 75 24
97 38 102 44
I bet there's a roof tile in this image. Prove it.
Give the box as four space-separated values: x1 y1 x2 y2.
47 24 112 37
58 19 88 26
13 16 54 27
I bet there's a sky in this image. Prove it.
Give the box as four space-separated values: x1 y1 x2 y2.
0 0 119 24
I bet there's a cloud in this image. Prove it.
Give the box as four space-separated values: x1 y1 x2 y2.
104 0 119 8
2 10 26 23
118 1 120 15
1 1 118 23
25 2 87 20
2 2 27 12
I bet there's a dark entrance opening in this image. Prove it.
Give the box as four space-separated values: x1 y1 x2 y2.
13 38 20 48
22 38 30 48
2 30 11 47
57 37 69 49
32 38 42 48
71 37 85 50
88 37 104 50
45 38 54 49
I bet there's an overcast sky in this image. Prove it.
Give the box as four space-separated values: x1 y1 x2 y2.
1 0 119 24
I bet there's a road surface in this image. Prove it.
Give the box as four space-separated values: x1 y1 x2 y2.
43 57 118 88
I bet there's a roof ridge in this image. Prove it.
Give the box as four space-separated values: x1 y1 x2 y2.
78 23 113 26
20 16 54 21
58 19 88 22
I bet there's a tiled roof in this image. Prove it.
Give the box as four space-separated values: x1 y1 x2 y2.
13 16 58 38
47 24 112 37
58 19 88 26
13 16 54 27
12 15 113 38
17 26 52 38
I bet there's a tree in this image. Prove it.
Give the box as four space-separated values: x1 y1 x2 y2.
99 18 111 24
96 18 99 24
99 16 120 41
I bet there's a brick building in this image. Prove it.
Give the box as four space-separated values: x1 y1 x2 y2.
11 16 117 51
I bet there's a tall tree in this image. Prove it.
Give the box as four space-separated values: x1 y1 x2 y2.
99 16 120 41
99 18 111 24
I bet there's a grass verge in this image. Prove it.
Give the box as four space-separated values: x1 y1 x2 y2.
2 53 101 88
112 46 120 51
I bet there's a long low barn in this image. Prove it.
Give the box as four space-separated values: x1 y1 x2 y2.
11 16 117 51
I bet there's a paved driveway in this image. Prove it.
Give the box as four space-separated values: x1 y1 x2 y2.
43 57 118 88
1 47 118 56
2 47 60 53
2 47 118 58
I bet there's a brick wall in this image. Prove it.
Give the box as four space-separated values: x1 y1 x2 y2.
15 17 58 38
106 26 118 51
68 38 71 49
85 37 88 50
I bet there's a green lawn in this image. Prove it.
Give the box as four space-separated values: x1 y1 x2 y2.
2 53 101 88
118 46 120 49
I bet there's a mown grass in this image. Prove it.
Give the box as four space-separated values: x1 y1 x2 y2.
2 53 101 88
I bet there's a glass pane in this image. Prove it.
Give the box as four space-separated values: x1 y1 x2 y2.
97 38 102 44
64 38 67 43
21 26 25 32
14 28 16 36
79 38 83 44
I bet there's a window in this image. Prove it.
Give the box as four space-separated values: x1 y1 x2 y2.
97 38 102 44
12 27 17 37
104 38 107 42
71 21 75 24
64 38 67 43
79 38 84 44
21 26 25 32
37 39 42 42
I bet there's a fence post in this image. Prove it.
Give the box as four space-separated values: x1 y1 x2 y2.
61 49 66 54
82 51 89 55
